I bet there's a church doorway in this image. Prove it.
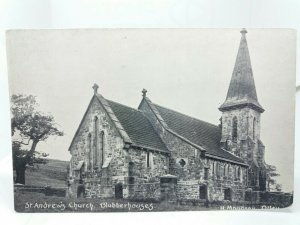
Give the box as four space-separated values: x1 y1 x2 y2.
259 171 266 191
199 185 207 200
115 183 123 199
224 188 232 201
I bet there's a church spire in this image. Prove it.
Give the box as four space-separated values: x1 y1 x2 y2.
219 29 264 113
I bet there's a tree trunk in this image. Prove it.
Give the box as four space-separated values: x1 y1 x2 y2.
15 160 26 184
26 139 39 160
14 139 39 185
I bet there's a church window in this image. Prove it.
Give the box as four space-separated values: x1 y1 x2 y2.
179 159 186 167
99 131 104 167
94 116 99 168
227 164 230 177
129 162 134 177
234 167 237 180
199 185 207 200
204 168 209 180
88 133 92 170
240 168 243 182
146 151 153 168
128 162 134 184
146 151 150 168
217 162 221 178
253 118 256 140
235 167 241 181
232 116 238 143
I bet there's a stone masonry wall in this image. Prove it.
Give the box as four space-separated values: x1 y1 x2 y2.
124 148 168 199
139 99 247 202
221 107 261 162
69 96 125 179
139 100 205 180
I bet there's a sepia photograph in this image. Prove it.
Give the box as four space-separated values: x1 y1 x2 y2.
6 28 295 212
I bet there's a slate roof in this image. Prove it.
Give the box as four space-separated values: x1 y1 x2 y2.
107 100 169 152
219 29 264 113
153 104 245 164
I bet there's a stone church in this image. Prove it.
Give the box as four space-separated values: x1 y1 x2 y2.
68 29 268 202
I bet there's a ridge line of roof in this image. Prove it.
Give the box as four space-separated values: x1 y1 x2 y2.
95 94 132 144
153 103 220 129
142 97 206 151
108 98 169 152
107 99 144 113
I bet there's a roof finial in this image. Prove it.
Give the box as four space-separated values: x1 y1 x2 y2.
92 83 99 94
240 28 247 35
142 88 147 97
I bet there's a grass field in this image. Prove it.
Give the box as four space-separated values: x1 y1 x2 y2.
21 159 69 188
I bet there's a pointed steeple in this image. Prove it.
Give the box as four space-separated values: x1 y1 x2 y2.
219 29 264 113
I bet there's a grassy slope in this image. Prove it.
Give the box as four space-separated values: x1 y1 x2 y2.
24 159 69 188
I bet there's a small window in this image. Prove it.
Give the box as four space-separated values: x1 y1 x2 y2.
253 118 256 140
179 159 186 167
224 188 232 201
216 163 221 178
232 116 238 143
204 168 209 180
237 167 241 181
146 151 150 168
199 185 207 200
129 162 134 177
227 165 230 177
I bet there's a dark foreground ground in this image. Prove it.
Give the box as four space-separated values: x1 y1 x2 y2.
15 189 216 212
15 189 287 213
13 159 291 212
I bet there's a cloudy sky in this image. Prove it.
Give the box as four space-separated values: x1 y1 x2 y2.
6 29 296 192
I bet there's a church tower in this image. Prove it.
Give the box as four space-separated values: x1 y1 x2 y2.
219 29 267 191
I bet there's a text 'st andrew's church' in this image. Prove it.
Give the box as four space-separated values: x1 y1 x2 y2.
68 29 268 201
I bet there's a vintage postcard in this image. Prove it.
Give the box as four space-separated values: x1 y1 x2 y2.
6 29 295 212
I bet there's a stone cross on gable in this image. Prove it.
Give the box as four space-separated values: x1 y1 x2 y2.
142 88 147 97
93 83 99 94
240 28 247 35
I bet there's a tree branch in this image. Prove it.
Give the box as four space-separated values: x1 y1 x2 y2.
14 139 31 146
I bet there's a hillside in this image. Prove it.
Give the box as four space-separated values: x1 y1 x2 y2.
24 159 69 188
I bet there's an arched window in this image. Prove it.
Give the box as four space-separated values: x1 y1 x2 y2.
128 162 134 178
217 162 221 178
88 133 92 170
234 167 238 180
94 116 99 168
100 131 104 167
227 164 230 177
232 116 238 143
237 167 241 181
253 118 256 140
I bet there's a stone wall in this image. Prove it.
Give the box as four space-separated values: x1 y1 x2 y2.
139 99 247 202
221 107 261 144
176 180 199 200
138 100 205 180
69 96 125 179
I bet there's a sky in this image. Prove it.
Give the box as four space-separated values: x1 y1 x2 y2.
6 29 296 192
